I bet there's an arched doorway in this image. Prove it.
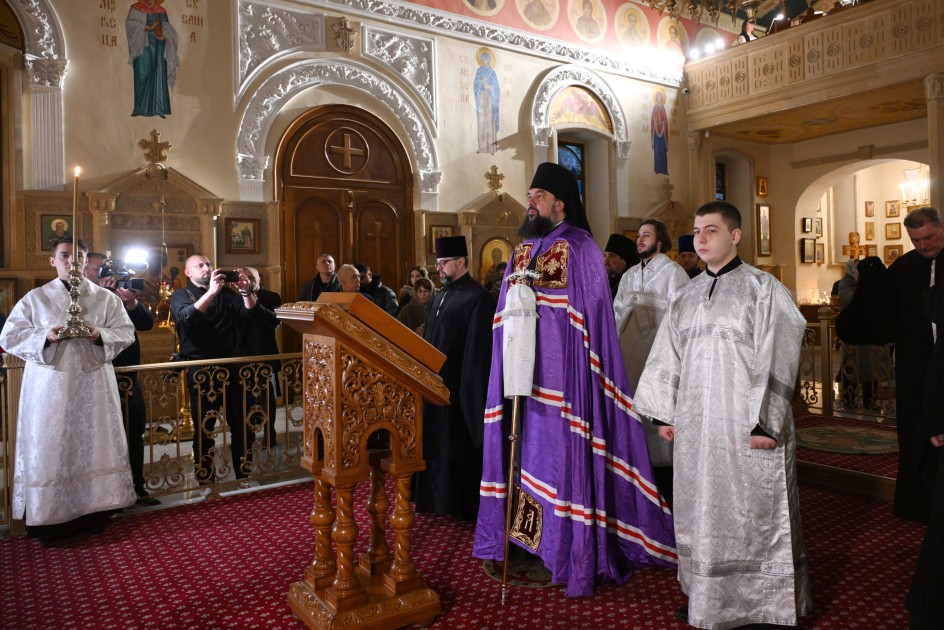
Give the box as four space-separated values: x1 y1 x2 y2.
276 104 414 302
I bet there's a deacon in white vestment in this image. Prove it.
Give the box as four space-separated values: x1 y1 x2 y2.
0 239 136 529
635 202 811 629
613 219 689 477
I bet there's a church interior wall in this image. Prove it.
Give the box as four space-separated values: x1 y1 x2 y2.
5 0 714 292
766 118 928 301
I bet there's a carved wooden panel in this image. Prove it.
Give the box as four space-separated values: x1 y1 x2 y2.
304 340 335 470
279 105 413 302
339 350 418 470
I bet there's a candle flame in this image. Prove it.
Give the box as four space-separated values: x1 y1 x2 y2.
74 166 81 176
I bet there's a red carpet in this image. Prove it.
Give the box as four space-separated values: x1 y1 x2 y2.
0 480 922 629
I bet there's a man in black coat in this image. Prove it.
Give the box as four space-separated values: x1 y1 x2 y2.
875 207 944 521
416 235 495 519
170 256 278 483
299 254 341 301
907 279 944 628
354 263 399 314
603 233 637 300
85 252 158 505
244 267 282 449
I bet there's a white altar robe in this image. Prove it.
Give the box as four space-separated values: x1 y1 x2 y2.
613 252 689 465
634 263 812 629
0 279 136 525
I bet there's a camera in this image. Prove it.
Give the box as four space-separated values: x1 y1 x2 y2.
221 270 240 283
98 258 147 292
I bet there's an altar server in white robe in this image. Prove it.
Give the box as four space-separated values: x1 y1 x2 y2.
634 201 811 629
0 238 136 538
613 218 689 498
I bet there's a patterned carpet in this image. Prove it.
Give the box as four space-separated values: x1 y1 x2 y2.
0 477 923 629
794 412 898 477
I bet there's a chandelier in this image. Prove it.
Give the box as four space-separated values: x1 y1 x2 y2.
645 0 765 25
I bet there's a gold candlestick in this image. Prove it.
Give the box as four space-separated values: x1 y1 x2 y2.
58 166 92 340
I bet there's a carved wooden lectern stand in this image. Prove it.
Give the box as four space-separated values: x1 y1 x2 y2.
277 293 450 630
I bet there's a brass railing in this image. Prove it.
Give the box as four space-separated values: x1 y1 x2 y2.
796 307 896 421
0 315 898 533
0 353 307 533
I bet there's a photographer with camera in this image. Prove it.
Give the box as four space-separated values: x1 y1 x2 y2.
85 252 159 506
170 254 278 485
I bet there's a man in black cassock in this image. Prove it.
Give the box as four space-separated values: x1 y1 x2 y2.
907 279 944 628
878 207 944 521
415 235 495 519
603 233 637 301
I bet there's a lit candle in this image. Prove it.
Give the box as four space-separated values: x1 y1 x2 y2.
72 166 81 238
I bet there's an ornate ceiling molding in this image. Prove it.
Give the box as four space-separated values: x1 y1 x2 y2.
531 64 630 158
362 24 436 126
234 0 326 105
294 0 683 86
236 58 439 193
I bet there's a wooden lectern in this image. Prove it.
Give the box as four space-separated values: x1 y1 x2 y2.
277 293 450 630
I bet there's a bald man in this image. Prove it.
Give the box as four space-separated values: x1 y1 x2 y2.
170 255 278 485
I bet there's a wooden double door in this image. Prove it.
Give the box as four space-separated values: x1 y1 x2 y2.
278 105 414 303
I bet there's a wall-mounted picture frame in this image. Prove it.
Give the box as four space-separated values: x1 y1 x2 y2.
800 238 816 263
801 217 813 233
756 203 771 257
0 277 17 316
478 237 513 285
428 225 455 255
886 200 900 218
866 244 878 257
885 222 901 240
864 222 875 241
40 214 73 251
756 176 768 197
815 242 825 265
884 244 903 264
224 218 261 255
865 201 874 217
814 218 822 238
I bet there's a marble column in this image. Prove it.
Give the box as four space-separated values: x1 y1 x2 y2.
925 73 944 212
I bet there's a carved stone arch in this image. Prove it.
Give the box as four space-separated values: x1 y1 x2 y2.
529 64 631 239
530 64 630 158
9 0 65 67
7 1 68 189
236 58 440 205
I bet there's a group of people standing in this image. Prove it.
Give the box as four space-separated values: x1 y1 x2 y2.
2 161 940 628
413 162 810 628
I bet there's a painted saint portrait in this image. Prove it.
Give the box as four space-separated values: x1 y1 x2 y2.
569 0 605 43
616 4 650 49
651 88 669 175
42 216 72 250
466 0 503 16
474 48 501 154
126 0 180 118
479 238 512 286
549 86 612 133
517 0 559 30
657 17 688 60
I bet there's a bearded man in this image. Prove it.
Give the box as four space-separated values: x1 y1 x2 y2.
473 162 677 598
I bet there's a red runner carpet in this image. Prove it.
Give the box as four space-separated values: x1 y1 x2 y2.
1 480 922 629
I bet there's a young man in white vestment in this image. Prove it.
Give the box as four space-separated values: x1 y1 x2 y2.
613 218 689 500
634 202 811 629
0 238 137 542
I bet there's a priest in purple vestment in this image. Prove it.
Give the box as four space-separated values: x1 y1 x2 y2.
472 162 677 598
